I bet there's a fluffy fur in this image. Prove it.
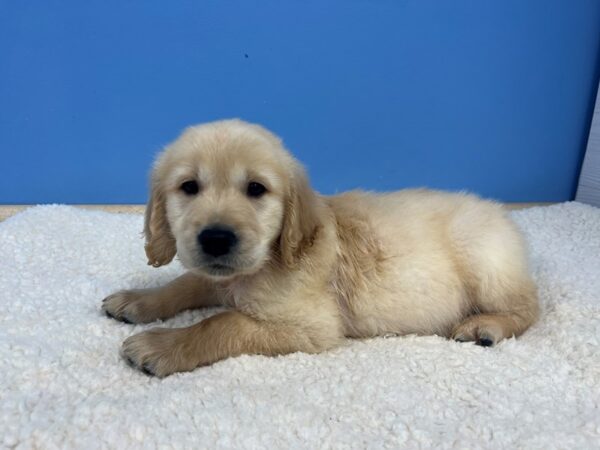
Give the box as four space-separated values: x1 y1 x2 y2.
102 119 539 377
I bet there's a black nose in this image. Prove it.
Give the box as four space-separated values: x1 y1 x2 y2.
198 227 238 257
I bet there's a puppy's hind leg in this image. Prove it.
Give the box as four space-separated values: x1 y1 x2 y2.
452 278 539 347
449 204 540 346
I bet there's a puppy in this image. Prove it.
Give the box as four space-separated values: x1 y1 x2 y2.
103 119 539 377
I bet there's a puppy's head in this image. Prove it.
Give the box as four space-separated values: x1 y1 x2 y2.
144 119 321 279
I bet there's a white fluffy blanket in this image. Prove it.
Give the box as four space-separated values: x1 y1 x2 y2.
1 203 599 449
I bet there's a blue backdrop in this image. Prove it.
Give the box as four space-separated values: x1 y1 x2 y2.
2 0 600 204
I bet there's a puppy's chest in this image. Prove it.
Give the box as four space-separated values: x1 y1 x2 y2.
223 278 276 316
221 281 250 309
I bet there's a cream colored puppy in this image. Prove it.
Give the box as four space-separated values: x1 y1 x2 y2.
102 119 539 377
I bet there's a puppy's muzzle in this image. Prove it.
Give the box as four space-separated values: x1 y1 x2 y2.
198 226 238 257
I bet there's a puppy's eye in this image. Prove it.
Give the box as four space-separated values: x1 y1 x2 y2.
247 182 267 198
180 180 199 195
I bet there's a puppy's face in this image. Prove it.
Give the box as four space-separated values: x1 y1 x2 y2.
144 120 316 280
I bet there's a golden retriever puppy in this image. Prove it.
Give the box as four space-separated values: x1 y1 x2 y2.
102 119 539 377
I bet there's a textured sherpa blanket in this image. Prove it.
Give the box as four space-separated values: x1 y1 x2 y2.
1 203 599 449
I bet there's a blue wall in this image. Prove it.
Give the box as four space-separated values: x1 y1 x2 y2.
1 0 600 204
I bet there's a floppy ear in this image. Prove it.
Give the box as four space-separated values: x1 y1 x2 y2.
144 172 177 267
280 164 323 267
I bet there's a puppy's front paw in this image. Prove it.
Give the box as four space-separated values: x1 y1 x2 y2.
102 290 162 324
121 328 198 377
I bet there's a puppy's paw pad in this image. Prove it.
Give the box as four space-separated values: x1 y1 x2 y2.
475 337 495 347
141 363 156 376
